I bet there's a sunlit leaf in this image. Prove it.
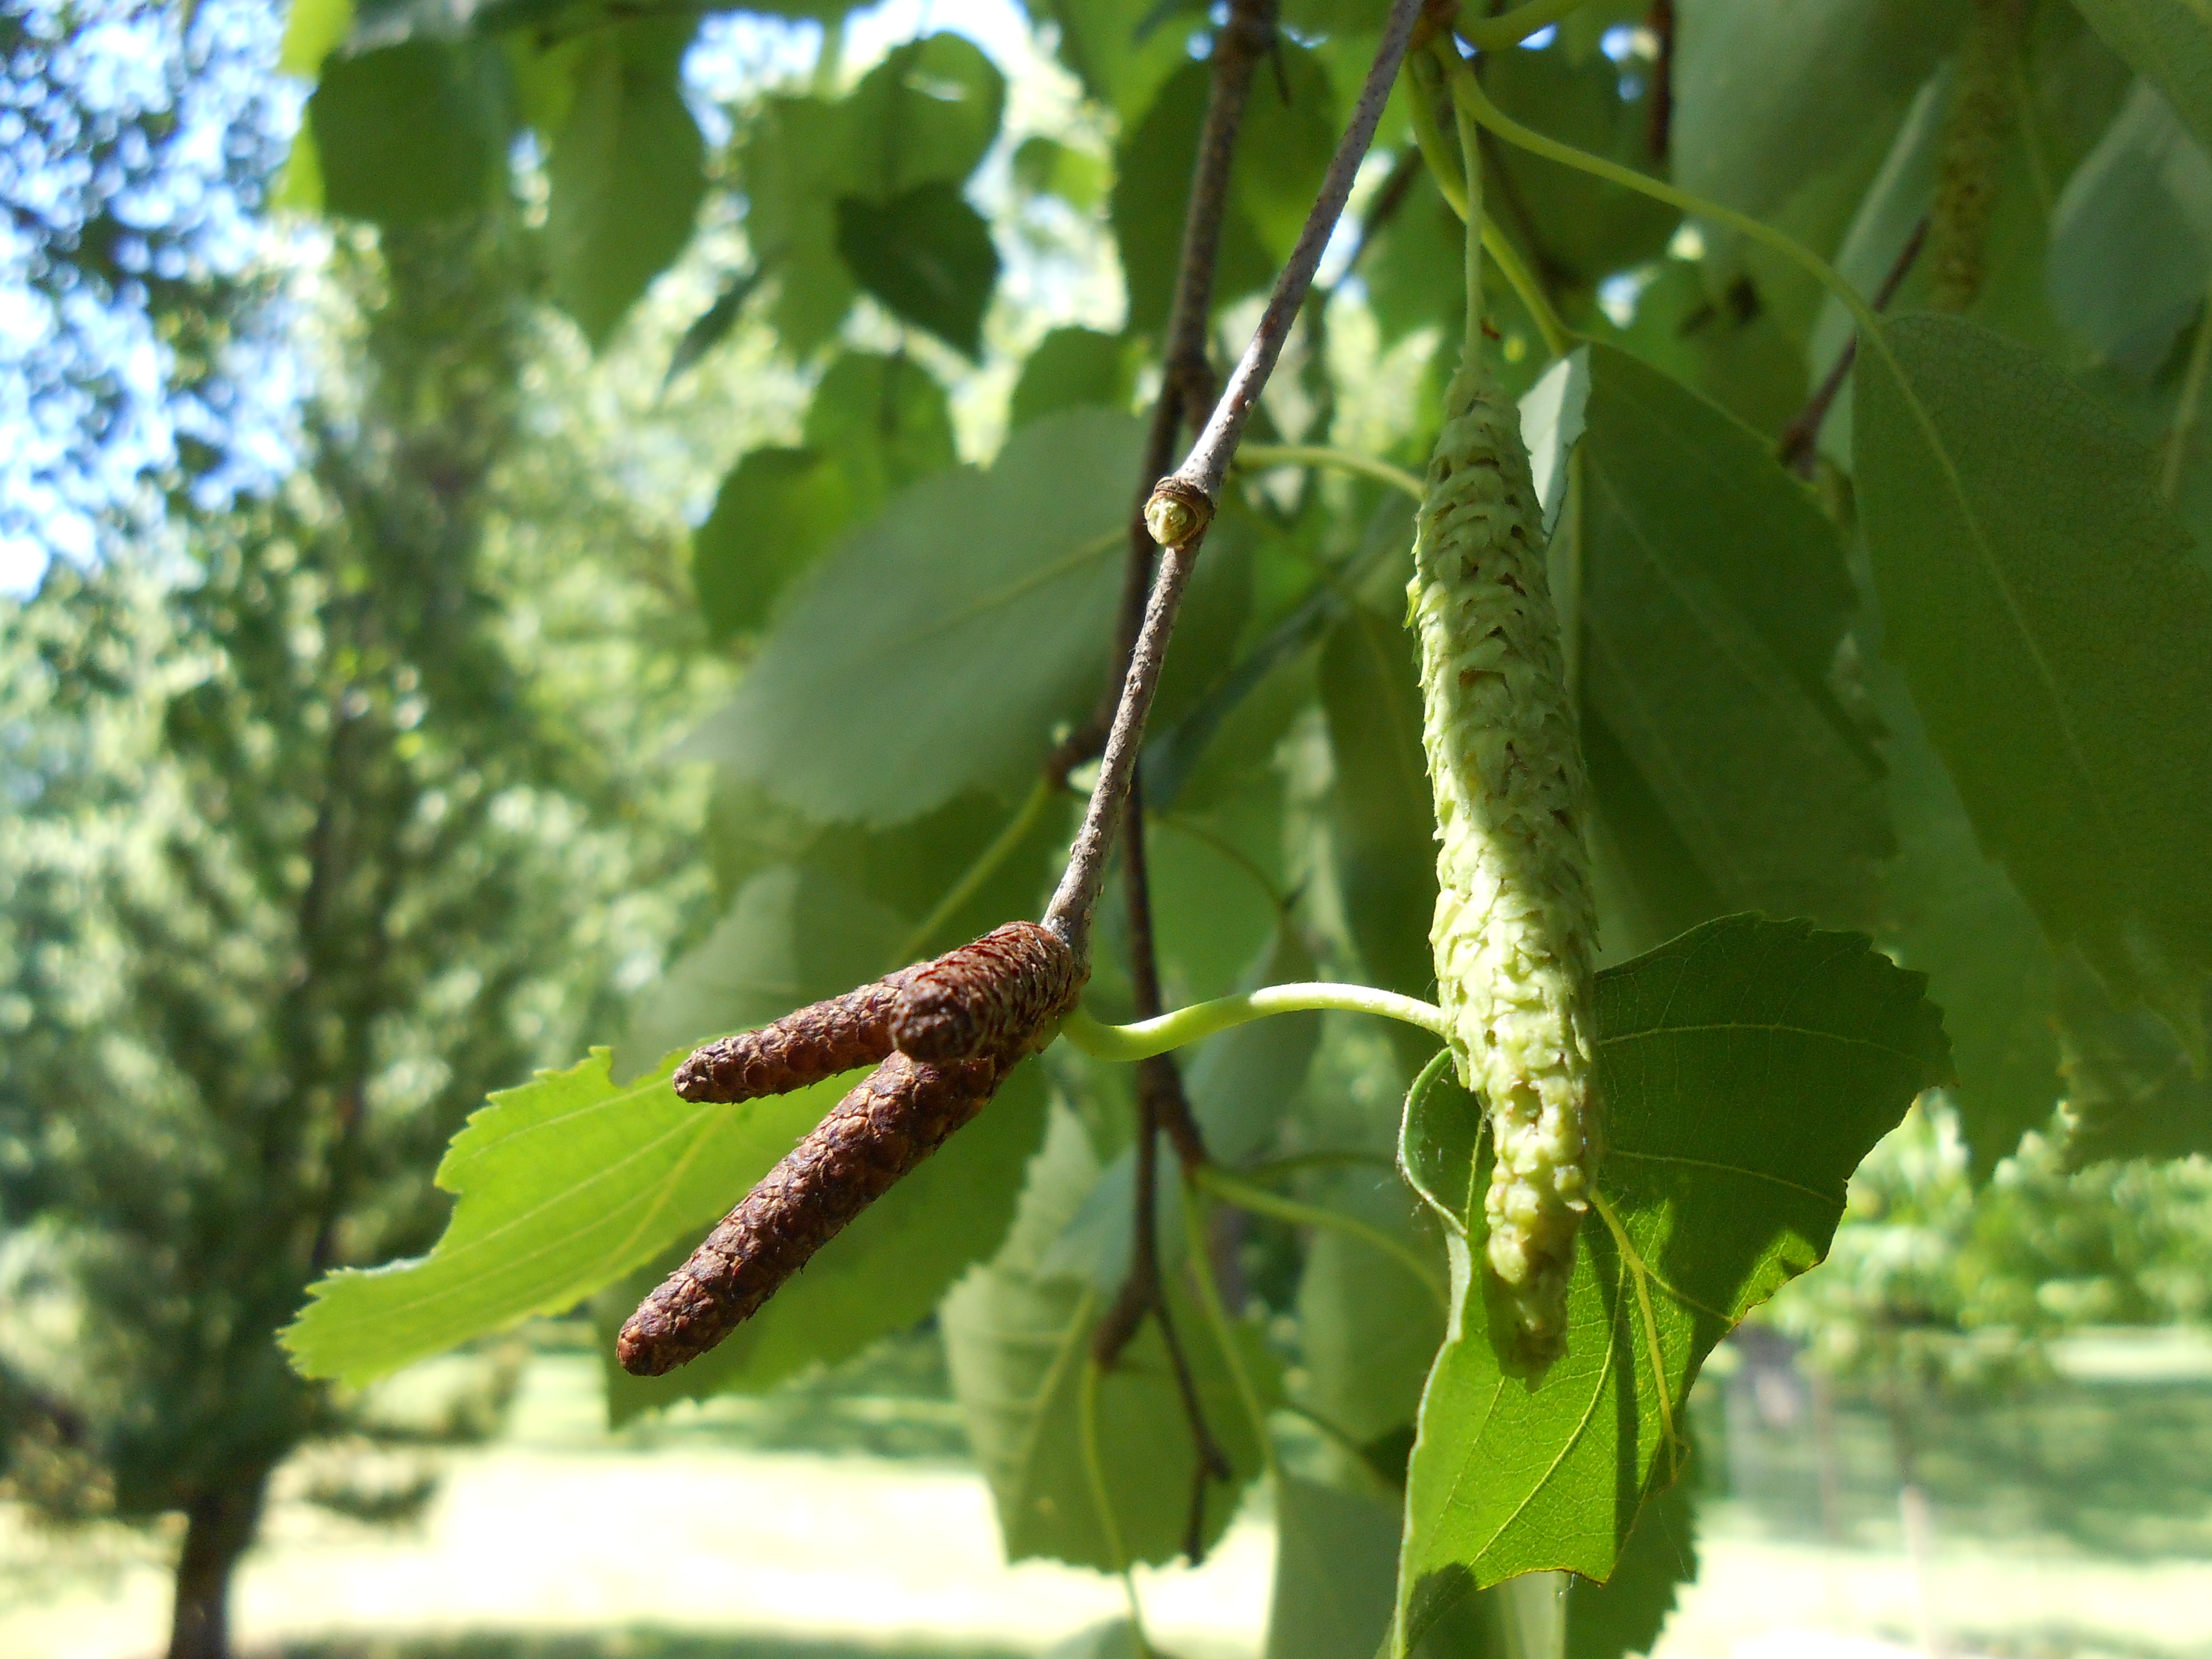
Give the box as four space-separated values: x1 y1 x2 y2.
1397 915 1947 1623
680 408 1142 826
599 1060 1050 1415
1010 327 1137 428
544 22 705 347
284 1051 843 1387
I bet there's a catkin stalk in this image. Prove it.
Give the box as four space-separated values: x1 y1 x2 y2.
1408 351 1601 1377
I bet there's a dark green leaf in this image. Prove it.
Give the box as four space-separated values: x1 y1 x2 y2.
1022 0 1196 119
308 41 506 226
1398 916 1948 1616
1578 342 1890 931
1010 327 1138 428
1855 313 2212 1043
679 409 1141 826
544 22 705 347
1297 1166 1446 1445
836 184 1001 358
2056 950 2212 1165
2070 0 2212 152
663 267 764 391
1319 605 1440 1070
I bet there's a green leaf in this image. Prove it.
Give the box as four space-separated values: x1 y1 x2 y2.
1577 342 1890 932
690 449 852 642
1319 605 1440 1022
940 1108 1280 1570
2056 950 2212 1164
1111 47 1334 336
741 96 860 357
1564 1466 1698 1659
284 1052 844 1387
663 266 764 391
835 184 1001 359
842 34 1007 198
308 40 506 226
679 408 1142 827
544 22 705 347
804 350 960 493
1398 915 1948 1620
281 0 353 75
2070 0 2212 153
1297 1167 1447 1445
1022 0 1194 120
1874 665 2063 1176
2048 77 2212 366
1265 1478 1403 1659
1854 313 2212 1042
1673 0 1963 222
614 865 905 1082
599 1060 1050 1415
1013 136 1109 211
691 351 956 639
1010 327 1138 428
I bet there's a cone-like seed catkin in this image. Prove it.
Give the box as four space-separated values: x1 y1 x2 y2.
619 1051 1006 1375
893 922 1081 1064
1408 352 1601 1376
673 972 916 1103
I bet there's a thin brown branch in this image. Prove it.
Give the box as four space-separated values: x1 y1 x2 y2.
1779 213 1929 476
1164 0 1428 511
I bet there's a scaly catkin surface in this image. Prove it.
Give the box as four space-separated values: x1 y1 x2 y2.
618 1052 1004 1375
627 923 1084 1376
1409 352 1601 1377
893 922 1081 1063
672 972 915 1103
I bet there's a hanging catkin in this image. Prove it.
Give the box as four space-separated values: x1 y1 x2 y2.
1408 351 1601 1378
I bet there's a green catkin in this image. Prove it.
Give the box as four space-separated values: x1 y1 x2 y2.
1408 350 1601 1378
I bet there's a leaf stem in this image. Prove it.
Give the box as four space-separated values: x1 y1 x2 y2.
1434 43 1886 354
1590 1191 1685 1477
1450 42 1485 364
1194 1164 1448 1311
1058 982 1452 1061
1234 443 1427 502
1405 51 1570 360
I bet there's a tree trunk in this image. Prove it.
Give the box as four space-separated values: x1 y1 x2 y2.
167 1466 269 1659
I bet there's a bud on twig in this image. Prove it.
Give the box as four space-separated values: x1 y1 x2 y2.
1143 478 1215 549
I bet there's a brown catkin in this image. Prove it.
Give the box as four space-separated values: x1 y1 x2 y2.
892 921 1081 1064
672 971 916 1104
629 920 1086 1376
619 1052 1004 1375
